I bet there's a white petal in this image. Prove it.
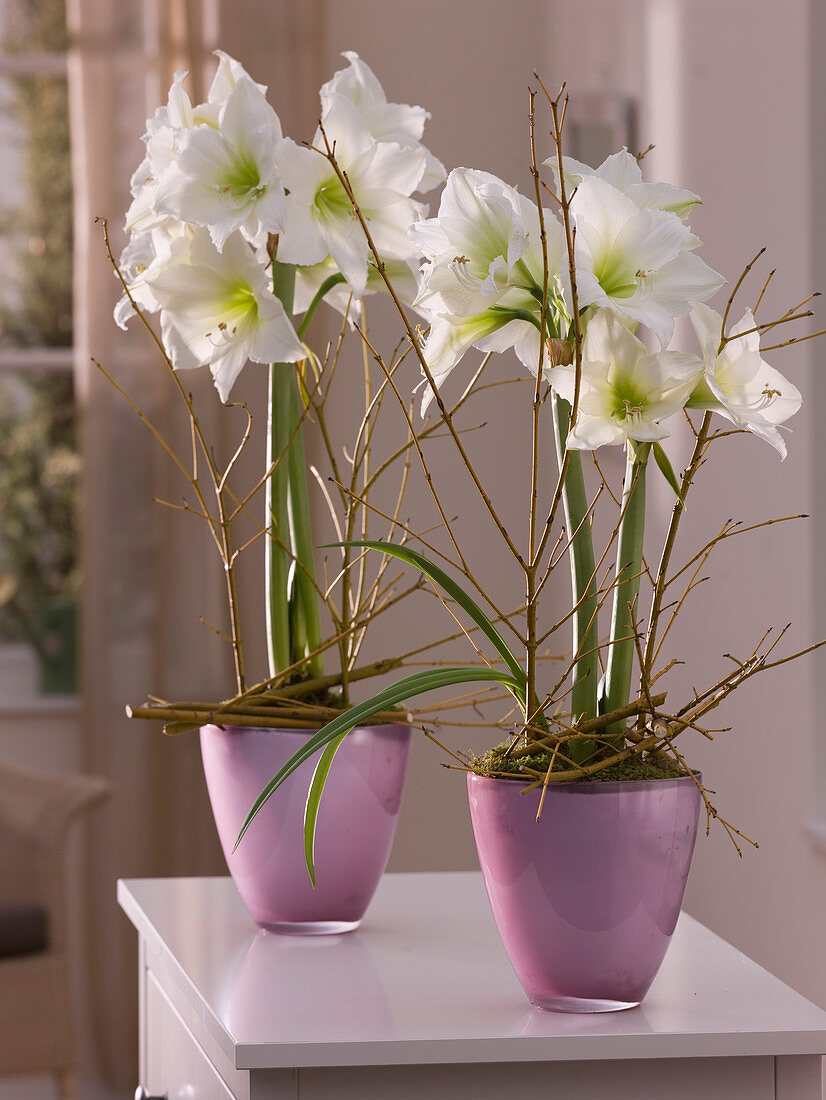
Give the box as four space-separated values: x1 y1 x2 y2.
648 251 726 316
571 177 641 252
208 51 267 105
594 149 643 192
219 76 282 154
277 195 330 267
567 412 627 450
276 139 332 200
419 313 501 414
689 302 723 364
627 180 701 218
322 217 370 294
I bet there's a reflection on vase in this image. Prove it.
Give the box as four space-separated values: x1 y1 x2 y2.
221 926 397 1043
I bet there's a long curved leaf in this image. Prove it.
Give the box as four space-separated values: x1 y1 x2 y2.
304 730 348 887
233 665 521 851
329 540 527 696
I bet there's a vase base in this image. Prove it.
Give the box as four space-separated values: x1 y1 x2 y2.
530 993 641 1014
258 918 362 936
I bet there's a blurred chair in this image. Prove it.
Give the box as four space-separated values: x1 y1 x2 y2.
0 758 109 1099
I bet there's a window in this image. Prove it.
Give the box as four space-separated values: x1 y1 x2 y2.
0 0 78 699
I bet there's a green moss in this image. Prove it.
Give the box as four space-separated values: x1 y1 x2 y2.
473 741 688 782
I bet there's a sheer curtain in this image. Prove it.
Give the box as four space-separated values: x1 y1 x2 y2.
67 0 323 1084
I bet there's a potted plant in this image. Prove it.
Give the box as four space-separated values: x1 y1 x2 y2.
237 78 825 1007
109 51 474 933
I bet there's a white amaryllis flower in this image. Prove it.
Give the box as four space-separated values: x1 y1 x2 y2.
144 229 305 402
550 149 701 220
123 53 273 249
548 308 703 449
570 176 724 347
276 95 427 295
321 51 445 191
687 303 802 458
153 76 286 251
409 167 565 413
411 168 562 316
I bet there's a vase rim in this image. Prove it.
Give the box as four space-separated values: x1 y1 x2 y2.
466 770 701 794
201 721 411 736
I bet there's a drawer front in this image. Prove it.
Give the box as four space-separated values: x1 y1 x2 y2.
145 970 237 1099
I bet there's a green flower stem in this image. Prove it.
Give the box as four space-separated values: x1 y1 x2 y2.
266 260 323 680
286 371 323 678
600 445 648 738
266 355 293 678
553 396 599 753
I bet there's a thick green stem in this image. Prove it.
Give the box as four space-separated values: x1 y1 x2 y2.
266 357 293 679
553 396 599 746
600 447 648 737
265 261 323 681
286 373 323 678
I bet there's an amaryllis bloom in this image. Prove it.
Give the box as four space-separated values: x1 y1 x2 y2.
144 229 305 402
570 177 725 347
153 76 287 251
688 303 802 458
320 51 445 192
122 53 274 252
411 168 562 315
409 168 565 413
551 148 701 220
276 96 427 295
548 308 703 450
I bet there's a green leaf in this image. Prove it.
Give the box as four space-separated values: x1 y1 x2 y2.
233 664 522 853
296 273 346 340
487 305 543 332
652 442 686 509
329 541 527 699
304 729 349 887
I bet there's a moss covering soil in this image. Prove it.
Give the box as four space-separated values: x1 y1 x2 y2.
473 742 688 782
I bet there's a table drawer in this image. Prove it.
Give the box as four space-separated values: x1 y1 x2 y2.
145 970 237 1099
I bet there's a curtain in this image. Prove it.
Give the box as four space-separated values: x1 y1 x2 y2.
67 0 323 1085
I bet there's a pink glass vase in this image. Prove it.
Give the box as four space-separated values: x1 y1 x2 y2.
467 772 701 1012
201 723 411 934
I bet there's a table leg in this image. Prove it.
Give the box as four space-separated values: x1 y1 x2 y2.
775 1055 823 1099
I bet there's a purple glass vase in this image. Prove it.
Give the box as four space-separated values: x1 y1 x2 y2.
201 723 411 934
467 772 701 1012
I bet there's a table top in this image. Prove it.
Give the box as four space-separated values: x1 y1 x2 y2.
118 872 826 1072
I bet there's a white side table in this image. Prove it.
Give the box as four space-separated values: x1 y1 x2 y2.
119 873 826 1099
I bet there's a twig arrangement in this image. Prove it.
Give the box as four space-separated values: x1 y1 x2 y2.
104 51 824 864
